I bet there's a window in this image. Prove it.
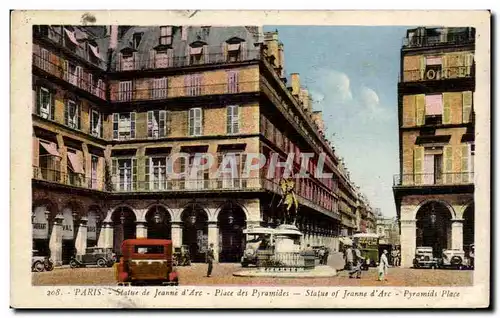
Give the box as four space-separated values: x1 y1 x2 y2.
152 77 168 99
119 81 133 101
88 73 94 94
159 26 173 46
40 48 50 73
151 49 174 68
188 108 203 136
65 100 80 130
148 110 168 138
226 105 239 135
146 157 170 190
185 74 202 96
113 112 136 140
66 149 84 186
65 62 79 86
185 154 209 190
217 152 246 189
424 56 443 80
90 109 102 138
112 158 137 191
91 155 98 189
424 94 443 125
189 46 209 65
37 87 53 120
227 70 239 93
97 79 105 99
423 147 443 185
132 33 143 50
38 141 61 182
227 43 241 62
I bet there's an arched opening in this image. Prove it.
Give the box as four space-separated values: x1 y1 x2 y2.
217 202 246 263
181 204 208 262
112 207 136 255
60 202 82 265
416 201 452 257
32 200 55 257
87 206 103 248
463 204 474 254
146 205 171 240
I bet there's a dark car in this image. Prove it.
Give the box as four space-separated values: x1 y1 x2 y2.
32 250 54 272
70 247 116 268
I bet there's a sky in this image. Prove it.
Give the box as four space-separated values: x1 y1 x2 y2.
264 26 414 218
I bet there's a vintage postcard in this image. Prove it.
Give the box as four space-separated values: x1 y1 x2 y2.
10 10 491 309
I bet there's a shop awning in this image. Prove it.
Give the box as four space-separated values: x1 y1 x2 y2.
339 237 353 246
40 142 61 157
67 152 84 174
89 44 102 60
227 43 241 51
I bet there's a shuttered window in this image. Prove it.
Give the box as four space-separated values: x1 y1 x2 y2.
227 70 239 93
188 108 203 136
119 81 133 101
226 105 239 135
462 91 473 123
147 110 168 138
413 146 424 185
152 77 168 99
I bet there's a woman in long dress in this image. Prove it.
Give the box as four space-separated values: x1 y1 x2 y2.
378 249 390 281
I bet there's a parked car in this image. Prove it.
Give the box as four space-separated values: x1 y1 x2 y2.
413 246 438 269
115 238 179 286
438 249 466 270
32 250 54 272
70 247 116 268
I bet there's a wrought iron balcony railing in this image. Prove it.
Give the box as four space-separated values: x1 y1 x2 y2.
400 65 475 83
111 49 261 72
393 172 474 187
32 52 106 100
33 166 104 190
110 80 259 103
402 33 475 49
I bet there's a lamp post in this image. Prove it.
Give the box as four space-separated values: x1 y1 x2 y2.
154 207 162 224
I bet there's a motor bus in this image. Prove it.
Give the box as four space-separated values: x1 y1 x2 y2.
352 233 380 270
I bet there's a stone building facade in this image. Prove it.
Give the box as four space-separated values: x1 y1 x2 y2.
32 25 371 266
393 27 475 267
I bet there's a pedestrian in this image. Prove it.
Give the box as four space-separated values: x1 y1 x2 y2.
318 247 325 265
378 249 390 281
394 248 401 267
351 243 364 279
323 247 330 266
206 243 215 277
344 244 355 277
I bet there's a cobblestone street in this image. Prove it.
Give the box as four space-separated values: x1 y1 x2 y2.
32 263 473 287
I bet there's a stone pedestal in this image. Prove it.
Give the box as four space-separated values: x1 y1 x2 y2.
171 222 182 248
74 217 88 256
400 219 416 268
451 219 464 251
208 222 219 263
136 222 147 238
49 215 64 266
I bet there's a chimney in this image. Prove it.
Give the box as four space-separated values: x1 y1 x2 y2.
300 88 310 112
109 25 118 50
312 111 324 132
291 73 300 96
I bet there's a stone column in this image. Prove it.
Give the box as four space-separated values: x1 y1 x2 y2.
98 221 114 249
136 221 148 238
74 217 88 256
171 222 183 248
49 214 64 266
208 221 219 263
451 219 464 251
400 219 416 268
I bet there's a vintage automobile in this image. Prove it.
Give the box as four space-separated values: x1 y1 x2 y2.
353 233 380 270
115 238 179 286
173 245 191 266
241 226 276 267
412 246 439 269
69 247 116 268
438 249 466 270
32 250 54 272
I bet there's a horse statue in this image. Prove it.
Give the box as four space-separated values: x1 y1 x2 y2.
277 178 299 225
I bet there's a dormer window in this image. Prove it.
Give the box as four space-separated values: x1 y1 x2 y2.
160 26 173 46
225 38 247 62
132 33 142 50
64 27 79 48
189 43 208 65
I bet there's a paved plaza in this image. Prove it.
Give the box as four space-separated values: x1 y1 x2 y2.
32 263 473 287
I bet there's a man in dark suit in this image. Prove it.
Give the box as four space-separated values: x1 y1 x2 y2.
206 243 215 277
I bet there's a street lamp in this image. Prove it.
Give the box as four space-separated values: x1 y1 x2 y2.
154 208 162 224
120 210 126 224
227 202 234 225
430 206 437 225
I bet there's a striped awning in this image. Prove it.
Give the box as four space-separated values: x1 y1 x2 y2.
190 47 203 55
64 28 80 46
67 152 84 174
40 142 61 157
